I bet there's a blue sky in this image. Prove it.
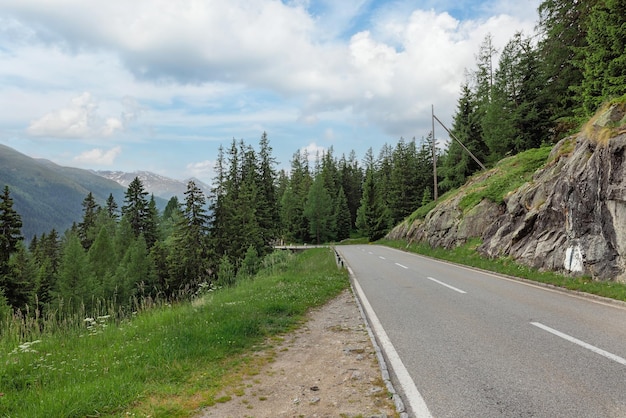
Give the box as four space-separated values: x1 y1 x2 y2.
0 0 540 184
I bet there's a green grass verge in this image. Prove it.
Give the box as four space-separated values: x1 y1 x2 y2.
458 146 552 211
0 248 349 418
382 238 626 302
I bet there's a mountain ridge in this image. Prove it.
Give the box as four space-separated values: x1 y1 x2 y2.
94 170 211 201
0 144 170 240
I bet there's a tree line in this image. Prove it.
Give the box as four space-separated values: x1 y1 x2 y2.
0 133 435 318
439 0 626 190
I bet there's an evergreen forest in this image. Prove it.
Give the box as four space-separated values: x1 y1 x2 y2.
1 0 625 322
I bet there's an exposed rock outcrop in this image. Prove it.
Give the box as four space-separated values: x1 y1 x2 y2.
387 103 626 282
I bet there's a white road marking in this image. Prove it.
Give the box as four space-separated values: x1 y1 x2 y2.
427 277 467 294
379 256 386 260
531 322 626 366
351 270 433 418
395 263 408 269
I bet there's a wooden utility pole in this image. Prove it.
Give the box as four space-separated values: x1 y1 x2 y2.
432 113 486 171
431 105 438 201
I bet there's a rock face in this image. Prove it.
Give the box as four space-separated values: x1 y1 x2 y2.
387 103 626 282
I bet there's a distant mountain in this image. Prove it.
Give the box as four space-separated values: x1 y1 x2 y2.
95 170 212 201
0 144 128 240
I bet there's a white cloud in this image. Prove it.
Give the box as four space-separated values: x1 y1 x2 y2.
74 146 121 165
186 160 215 182
302 142 326 158
2 0 541 163
27 92 130 138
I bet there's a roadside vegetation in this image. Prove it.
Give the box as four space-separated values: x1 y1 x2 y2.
0 248 348 418
382 238 626 303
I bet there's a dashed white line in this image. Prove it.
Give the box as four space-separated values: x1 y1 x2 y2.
395 263 408 269
531 322 626 366
379 256 386 260
426 277 467 294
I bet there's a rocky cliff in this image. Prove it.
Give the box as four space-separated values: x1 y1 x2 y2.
387 102 626 282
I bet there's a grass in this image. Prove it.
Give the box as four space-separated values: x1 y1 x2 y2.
382 238 626 302
402 145 553 224
0 248 349 417
458 146 552 211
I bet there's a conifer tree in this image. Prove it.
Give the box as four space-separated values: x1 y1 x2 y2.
114 235 153 304
537 0 594 125
6 243 35 311
144 195 160 248
88 225 117 300
256 132 279 250
338 151 362 230
441 83 488 190
105 193 119 220
169 181 211 293
78 192 100 250
122 177 150 238
334 187 351 242
0 185 23 273
581 0 626 114
356 151 392 241
304 175 333 244
55 232 95 314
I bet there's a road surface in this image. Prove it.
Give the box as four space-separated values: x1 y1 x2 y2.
336 245 626 418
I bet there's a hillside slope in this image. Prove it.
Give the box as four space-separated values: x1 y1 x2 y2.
388 102 626 282
0 144 127 240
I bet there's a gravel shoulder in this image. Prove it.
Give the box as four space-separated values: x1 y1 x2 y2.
197 288 398 417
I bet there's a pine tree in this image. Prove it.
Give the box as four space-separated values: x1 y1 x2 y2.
279 150 311 243
144 195 160 248
105 193 119 220
581 0 626 114
338 151 363 230
389 138 422 224
122 177 150 238
256 132 279 250
304 175 333 244
88 225 117 301
78 192 100 250
238 245 260 279
356 150 392 241
482 33 550 160
168 181 211 294
537 0 594 126
55 232 95 314
0 185 23 272
6 243 35 311
334 187 352 242
441 83 488 190
114 235 153 304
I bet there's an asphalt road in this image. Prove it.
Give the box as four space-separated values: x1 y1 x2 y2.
336 245 626 418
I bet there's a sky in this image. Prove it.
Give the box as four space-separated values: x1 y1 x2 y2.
0 0 541 184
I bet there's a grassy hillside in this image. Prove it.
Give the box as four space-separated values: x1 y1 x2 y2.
407 145 553 223
0 248 349 417
0 144 127 239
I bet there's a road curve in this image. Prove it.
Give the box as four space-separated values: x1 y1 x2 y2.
336 245 626 418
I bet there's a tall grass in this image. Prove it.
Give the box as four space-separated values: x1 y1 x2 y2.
0 248 348 417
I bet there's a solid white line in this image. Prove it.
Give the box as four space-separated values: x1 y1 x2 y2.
427 277 467 294
352 274 433 417
395 263 408 269
531 322 626 366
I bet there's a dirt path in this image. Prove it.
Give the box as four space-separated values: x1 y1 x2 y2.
197 288 398 417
